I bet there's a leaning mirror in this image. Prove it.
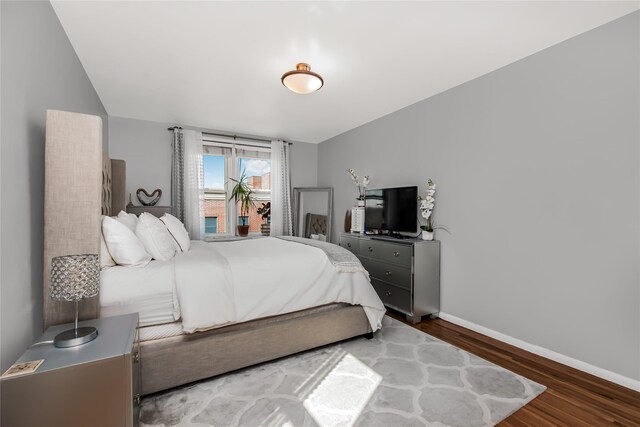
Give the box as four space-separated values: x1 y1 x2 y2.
293 187 333 242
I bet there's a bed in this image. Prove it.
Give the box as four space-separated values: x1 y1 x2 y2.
43 110 384 396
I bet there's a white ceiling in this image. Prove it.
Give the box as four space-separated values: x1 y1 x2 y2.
51 1 639 143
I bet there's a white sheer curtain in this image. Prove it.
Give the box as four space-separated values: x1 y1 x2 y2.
270 140 293 236
183 130 205 240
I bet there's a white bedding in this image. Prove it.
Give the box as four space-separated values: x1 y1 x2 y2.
100 260 180 327
138 321 184 341
101 237 385 333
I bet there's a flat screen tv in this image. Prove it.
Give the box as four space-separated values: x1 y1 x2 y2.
365 186 418 233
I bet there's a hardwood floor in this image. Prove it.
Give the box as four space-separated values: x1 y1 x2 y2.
386 310 640 426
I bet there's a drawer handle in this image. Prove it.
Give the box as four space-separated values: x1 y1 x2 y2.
393 251 399 257
368 246 373 252
133 394 141 406
385 290 392 297
347 243 351 248
133 351 140 364
385 271 392 277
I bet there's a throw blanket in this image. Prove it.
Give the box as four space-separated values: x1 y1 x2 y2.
276 236 367 274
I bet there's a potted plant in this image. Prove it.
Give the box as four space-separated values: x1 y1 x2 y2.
419 179 449 240
228 170 255 237
257 202 271 236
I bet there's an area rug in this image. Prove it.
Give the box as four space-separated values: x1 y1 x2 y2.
140 316 545 427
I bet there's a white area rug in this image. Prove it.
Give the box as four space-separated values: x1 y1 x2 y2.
140 316 545 427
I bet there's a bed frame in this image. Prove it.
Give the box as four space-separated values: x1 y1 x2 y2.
43 110 373 396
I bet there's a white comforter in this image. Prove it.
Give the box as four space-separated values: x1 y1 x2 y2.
176 238 385 333
100 259 179 327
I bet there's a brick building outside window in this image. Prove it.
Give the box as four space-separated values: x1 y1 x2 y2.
204 171 271 235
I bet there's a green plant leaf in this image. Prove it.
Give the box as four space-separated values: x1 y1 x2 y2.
227 169 256 225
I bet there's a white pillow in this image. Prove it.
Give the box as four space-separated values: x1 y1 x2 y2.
116 210 138 232
135 213 177 261
160 214 191 252
102 216 151 267
100 216 116 268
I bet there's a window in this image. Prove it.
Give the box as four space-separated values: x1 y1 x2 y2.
203 141 271 236
205 217 218 234
203 148 228 235
237 154 271 233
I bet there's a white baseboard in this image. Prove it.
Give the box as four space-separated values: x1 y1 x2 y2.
438 312 640 392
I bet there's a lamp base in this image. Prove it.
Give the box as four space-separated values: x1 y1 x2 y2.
54 326 98 348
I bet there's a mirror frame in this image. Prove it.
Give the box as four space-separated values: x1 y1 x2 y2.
292 187 333 241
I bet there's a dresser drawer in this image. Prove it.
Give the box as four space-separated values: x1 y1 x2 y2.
339 235 360 254
371 279 412 313
360 258 412 291
339 233 440 322
360 239 411 266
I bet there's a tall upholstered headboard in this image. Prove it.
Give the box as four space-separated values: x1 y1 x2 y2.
43 109 126 329
101 157 126 216
110 159 126 214
43 110 102 329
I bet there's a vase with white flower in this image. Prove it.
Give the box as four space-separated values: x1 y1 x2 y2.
347 168 370 206
419 179 448 240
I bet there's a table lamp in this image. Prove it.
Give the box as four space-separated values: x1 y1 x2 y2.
50 254 100 348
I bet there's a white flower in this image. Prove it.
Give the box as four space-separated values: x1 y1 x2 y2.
419 178 438 226
346 169 371 199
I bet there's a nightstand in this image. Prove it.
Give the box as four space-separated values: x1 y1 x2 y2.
1 313 140 427
126 205 172 217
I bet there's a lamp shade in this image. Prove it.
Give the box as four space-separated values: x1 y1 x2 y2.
281 63 324 94
50 254 99 302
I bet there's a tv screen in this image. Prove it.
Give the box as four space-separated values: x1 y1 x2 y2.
365 186 418 233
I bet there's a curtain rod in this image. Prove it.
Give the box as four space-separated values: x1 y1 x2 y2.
168 126 290 145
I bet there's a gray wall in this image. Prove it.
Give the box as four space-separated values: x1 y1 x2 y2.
108 116 173 207
108 116 318 207
318 12 640 380
289 141 318 189
1 1 108 371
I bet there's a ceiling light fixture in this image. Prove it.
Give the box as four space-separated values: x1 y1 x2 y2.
281 63 324 94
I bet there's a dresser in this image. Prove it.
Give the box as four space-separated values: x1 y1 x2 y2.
339 233 440 323
1 314 140 427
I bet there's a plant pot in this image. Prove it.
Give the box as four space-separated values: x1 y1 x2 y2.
237 225 250 237
421 231 434 241
260 224 270 236
357 199 365 207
